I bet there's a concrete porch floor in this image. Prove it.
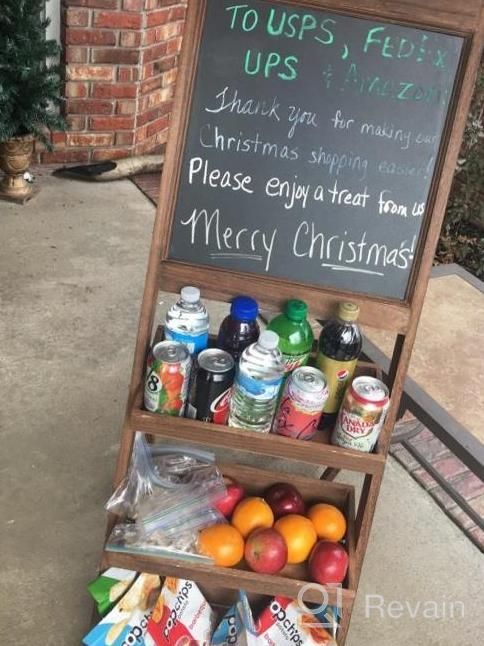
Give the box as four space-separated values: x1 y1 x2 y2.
0 175 482 645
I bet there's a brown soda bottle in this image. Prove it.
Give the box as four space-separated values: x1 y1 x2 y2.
316 302 362 428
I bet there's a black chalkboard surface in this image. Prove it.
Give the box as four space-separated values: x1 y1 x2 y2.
168 0 463 299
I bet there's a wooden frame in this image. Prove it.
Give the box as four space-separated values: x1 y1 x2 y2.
103 1 484 643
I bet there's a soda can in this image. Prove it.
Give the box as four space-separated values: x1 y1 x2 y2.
332 376 390 452
193 349 235 424
272 367 329 440
144 341 191 416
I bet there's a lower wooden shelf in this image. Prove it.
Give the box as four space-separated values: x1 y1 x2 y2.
102 463 356 608
130 407 385 475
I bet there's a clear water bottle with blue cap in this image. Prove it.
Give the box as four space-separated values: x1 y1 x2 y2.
228 330 284 433
164 286 209 355
216 295 260 361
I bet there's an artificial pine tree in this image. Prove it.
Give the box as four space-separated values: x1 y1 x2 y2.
0 0 66 148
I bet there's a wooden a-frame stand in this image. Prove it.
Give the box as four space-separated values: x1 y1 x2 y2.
100 1 484 642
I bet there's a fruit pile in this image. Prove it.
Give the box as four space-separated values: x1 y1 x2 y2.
197 478 349 585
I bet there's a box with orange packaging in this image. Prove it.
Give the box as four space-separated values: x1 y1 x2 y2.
146 288 389 453
103 437 354 604
84 574 339 645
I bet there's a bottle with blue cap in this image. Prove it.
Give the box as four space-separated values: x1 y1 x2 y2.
216 295 260 361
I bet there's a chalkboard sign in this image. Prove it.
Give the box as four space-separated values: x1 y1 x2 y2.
168 0 463 299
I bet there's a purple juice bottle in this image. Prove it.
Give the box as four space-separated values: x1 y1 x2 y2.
216 296 260 362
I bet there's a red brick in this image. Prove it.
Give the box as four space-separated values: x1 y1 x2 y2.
166 36 182 55
66 29 116 46
66 115 87 131
65 81 89 98
64 0 119 8
122 0 144 10
142 43 167 63
140 76 161 95
120 30 141 47
146 9 169 27
162 67 177 87
142 63 155 80
118 66 139 82
67 133 114 147
93 147 133 160
468 526 484 550
169 6 186 21
41 150 91 163
116 100 137 115
452 473 484 500
115 131 135 145
142 28 158 47
93 10 142 29
91 48 140 64
433 456 468 481
92 83 137 98
67 65 114 81
68 99 114 114
153 55 177 74
65 47 89 63
51 132 67 146
155 21 181 41
90 116 135 130
147 115 169 137
65 8 90 27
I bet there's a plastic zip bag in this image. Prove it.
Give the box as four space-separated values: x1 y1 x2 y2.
105 433 216 519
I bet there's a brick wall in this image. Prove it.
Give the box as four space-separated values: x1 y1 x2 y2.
36 0 186 163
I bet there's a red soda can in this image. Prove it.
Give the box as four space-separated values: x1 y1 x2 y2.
332 376 390 452
193 349 235 424
272 367 328 440
144 341 191 416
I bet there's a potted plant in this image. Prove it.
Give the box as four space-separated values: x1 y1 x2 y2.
0 0 66 203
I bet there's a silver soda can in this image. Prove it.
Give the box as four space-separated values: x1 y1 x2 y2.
332 376 390 452
144 341 191 416
272 367 329 440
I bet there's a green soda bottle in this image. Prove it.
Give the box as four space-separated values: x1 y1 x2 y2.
267 300 314 376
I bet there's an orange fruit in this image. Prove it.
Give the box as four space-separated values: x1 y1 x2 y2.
274 514 317 564
197 524 244 567
307 504 347 542
231 497 274 538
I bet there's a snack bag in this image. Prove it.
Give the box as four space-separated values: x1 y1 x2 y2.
146 577 215 645
256 596 337 645
211 591 258 646
83 572 161 646
88 568 137 616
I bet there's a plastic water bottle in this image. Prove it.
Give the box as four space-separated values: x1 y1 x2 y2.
164 286 209 354
228 330 284 433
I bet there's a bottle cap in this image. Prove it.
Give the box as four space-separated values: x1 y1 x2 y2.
259 330 279 350
285 299 308 322
231 296 258 321
180 286 200 304
338 302 360 322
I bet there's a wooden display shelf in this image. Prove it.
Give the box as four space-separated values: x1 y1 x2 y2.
130 408 385 475
102 463 356 607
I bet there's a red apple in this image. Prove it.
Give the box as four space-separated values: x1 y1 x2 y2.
264 483 306 519
245 528 288 574
215 477 245 519
309 541 349 585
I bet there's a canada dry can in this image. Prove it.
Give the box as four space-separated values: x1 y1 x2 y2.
332 376 390 452
144 341 191 416
194 348 235 424
272 367 329 440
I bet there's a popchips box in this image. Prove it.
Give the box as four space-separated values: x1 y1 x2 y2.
146 577 215 645
211 591 258 646
88 568 137 616
256 596 337 645
83 572 161 646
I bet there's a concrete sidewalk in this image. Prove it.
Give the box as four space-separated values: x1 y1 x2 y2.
0 175 482 645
